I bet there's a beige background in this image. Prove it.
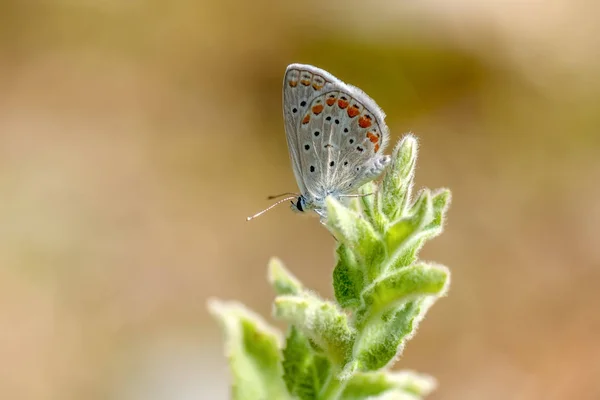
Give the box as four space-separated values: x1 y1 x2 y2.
1 1 599 399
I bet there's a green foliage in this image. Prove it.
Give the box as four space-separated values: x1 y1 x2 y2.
342 370 437 399
207 300 290 400
210 135 452 399
282 326 332 399
274 294 354 365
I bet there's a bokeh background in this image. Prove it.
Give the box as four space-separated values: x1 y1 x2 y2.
1 0 599 399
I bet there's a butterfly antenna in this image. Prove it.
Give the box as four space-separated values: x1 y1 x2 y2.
267 192 299 200
246 195 297 221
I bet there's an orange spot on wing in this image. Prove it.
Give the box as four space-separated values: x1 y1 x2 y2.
347 105 360 118
374 143 380 152
312 104 324 115
338 99 349 109
326 97 336 106
367 132 378 143
358 115 372 128
300 79 311 86
312 83 323 90
289 80 297 87
302 114 311 124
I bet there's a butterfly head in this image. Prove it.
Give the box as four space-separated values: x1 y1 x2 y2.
290 195 307 213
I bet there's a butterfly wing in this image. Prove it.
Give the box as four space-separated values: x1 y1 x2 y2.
283 64 390 200
282 65 333 196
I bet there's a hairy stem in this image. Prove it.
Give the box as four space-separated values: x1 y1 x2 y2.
319 370 346 400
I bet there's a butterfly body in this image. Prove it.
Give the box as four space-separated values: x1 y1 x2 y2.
283 63 391 219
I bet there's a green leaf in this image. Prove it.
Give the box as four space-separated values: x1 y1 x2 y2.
347 194 363 214
358 181 387 232
359 391 420 400
385 190 433 260
342 370 437 400
333 244 365 309
282 326 331 400
273 294 355 365
351 263 449 370
326 196 387 281
208 299 289 400
389 238 425 270
359 181 377 218
388 189 450 270
387 371 437 397
381 135 418 221
268 257 303 295
421 188 451 236
355 263 450 328
352 301 424 371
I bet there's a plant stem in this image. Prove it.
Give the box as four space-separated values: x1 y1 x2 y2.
319 370 347 400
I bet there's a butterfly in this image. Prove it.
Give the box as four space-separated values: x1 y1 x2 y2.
247 63 391 221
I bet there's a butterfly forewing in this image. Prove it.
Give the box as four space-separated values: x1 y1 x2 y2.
283 64 390 202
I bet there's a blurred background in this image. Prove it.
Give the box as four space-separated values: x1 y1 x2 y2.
1 0 599 399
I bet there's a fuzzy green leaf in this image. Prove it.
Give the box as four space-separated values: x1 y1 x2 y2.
421 188 451 236
359 181 377 220
355 263 450 327
381 135 418 221
326 196 387 281
352 300 424 371
208 299 289 400
273 294 355 365
389 238 425 270
360 391 420 400
333 244 365 309
268 257 303 295
282 326 331 399
342 370 437 400
358 181 387 232
347 194 363 214
388 189 450 269
385 190 433 258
